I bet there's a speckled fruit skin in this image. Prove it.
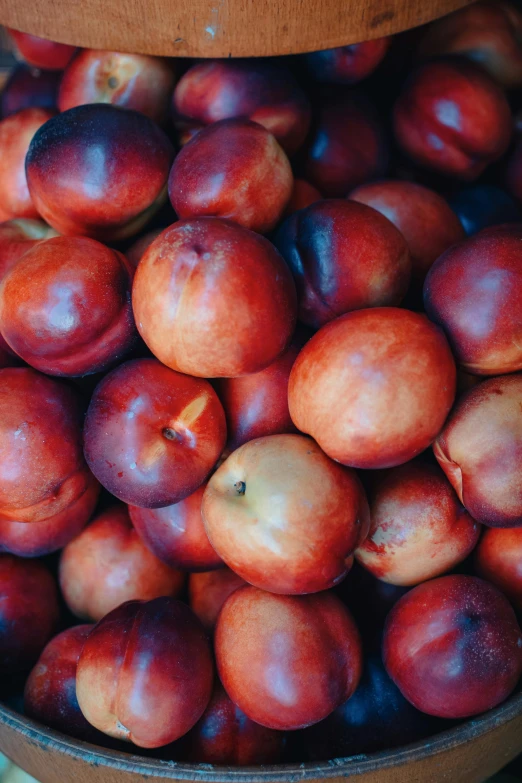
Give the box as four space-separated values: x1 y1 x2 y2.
215 335 305 451
393 60 512 179
186 681 285 765
202 434 369 595
0 219 57 278
417 1 522 89
129 483 223 572
298 654 441 760
172 59 310 156
303 90 387 197
0 554 60 675
424 226 522 375
355 461 480 586
0 367 97 524
60 504 185 622
24 625 107 743
215 586 363 730
84 358 226 508
284 179 322 216
383 575 522 718
168 119 293 234
350 180 465 284
1 65 60 118
125 228 163 268
132 218 297 378
25 104 174 241
59 50 176 124
304 38 390 84
0 108 54 221
274 199 410 329
0 476 99 557
0 236 137 377
476 527 522 610
434 374 522 527
289 308 456 469
76 597 213 748
189 568 247 633
8 29 75 70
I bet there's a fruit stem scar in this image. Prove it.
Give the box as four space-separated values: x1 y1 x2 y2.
234 480 246 495
162 427 179 441
108 76 119 88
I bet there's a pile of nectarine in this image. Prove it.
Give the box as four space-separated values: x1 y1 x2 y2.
3 4 522 767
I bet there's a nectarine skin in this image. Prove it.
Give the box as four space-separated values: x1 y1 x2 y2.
203 434 369 595
356 461 480 586
0 367 96 524
59 504 185 621
129 484 223 572
168 119 293 234
383 575 522 718
8 29 75 70
172 59 310 155
0 236 138 377
476 527 522 610
215 586 363 730
26 104 174 240
284 179 322 216
188 568 247 634
76 597 213 748
425 225 522 375
274 199 410 328
84 358 226 508
434 373 522 527
394 60 512 179
132 218 297 378
1 65 60 117
304 38 390 84
186 681 285 765
0 219 57 280
350 180 465 284
289 308 456 469
0 554 59 674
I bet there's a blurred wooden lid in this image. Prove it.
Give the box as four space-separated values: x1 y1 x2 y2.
0 0 474 58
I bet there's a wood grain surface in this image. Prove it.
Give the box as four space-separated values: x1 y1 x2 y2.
0 0 473 58
1 691 522 783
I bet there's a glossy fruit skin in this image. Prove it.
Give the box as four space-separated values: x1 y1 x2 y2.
25 104 174 241
476 527 522 610
84 358 227 508
0 236 137 377
129 484 223 572
383 575 522 718
76 597 214 748
394 60 512 179
215 335 304 451
297 655 442 760
215 586 363 730
168 119 293 234
1 65 60 117
274 199 410 328
60 504 185 621
58 50 176 124
0 107 54 221
450 184 521 236
289 308 456 469
132 218 297 378
433 374 522 527
24 625 107 742
188 568 247 634
7 30 76 70
172 59 311 155
418 1 522 88
0 475 99 557
0 367 96 524
203 434 369 595
0 554 60 674
303 90 387 197
356 461 480 586
350 180 465 284
185 681 285 765
304 38 390 84
425 226 522 376
284 179 322 216
0 219 57 279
